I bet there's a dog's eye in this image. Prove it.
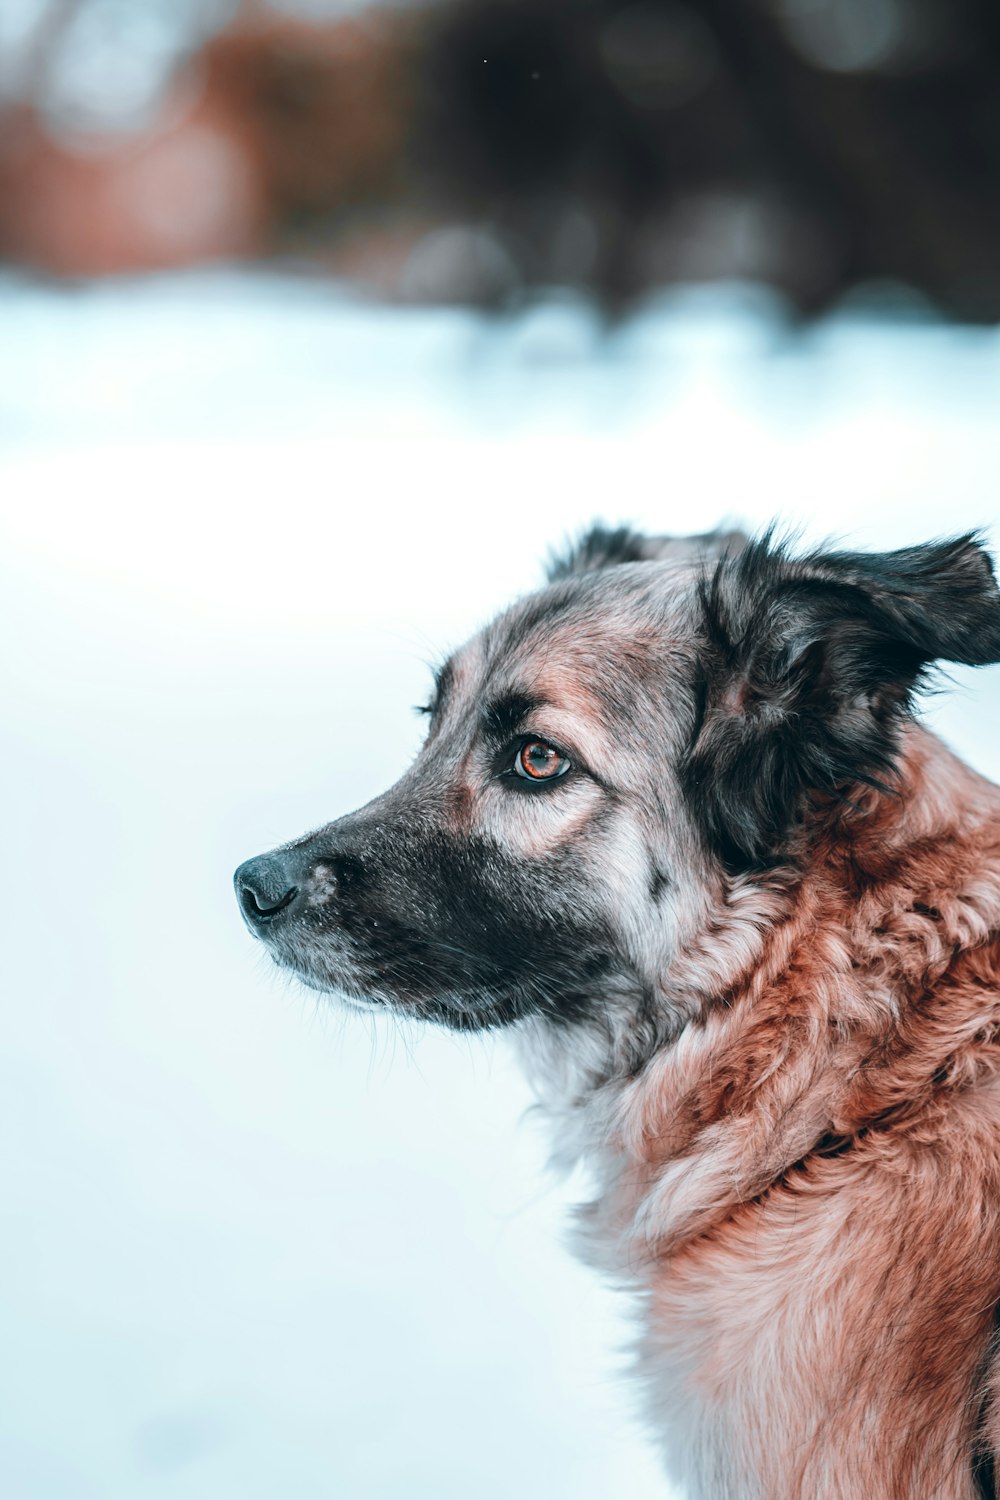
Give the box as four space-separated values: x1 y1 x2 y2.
514 741 571 782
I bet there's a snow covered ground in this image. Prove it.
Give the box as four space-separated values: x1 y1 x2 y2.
2 269 999 1500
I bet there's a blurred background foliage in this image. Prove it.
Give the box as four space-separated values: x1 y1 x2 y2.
4 0 1000 317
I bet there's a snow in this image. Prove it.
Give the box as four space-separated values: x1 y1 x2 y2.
1 268 999 1499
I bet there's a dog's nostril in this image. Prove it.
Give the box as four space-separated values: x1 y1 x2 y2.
234 854 300 926
240 883 298 922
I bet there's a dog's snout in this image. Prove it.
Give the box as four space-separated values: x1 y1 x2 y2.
235 854 300 925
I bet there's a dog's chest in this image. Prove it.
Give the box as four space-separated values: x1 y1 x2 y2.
568 1117 998 1500
566 1150 783 1499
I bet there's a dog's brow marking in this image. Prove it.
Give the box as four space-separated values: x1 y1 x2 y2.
480 691 546 745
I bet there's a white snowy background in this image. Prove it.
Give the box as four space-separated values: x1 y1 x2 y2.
2 270 999 1500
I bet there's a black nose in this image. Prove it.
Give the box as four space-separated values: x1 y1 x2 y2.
234 853 300 925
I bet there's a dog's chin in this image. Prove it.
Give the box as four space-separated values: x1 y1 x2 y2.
265 945 530 1031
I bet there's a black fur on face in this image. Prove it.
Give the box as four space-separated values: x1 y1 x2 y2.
682 531 1000 872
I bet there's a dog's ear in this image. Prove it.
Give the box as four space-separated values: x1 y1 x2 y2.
547 523 746 582
684 533 1000 871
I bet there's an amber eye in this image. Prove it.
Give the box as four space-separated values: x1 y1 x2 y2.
514 740 571 781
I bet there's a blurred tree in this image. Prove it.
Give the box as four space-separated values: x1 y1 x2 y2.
408 0 1000 318
3 0 1000 319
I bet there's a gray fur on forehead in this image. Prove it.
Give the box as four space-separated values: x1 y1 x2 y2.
463 526 746 680
481 556 702 671
546 523 747 582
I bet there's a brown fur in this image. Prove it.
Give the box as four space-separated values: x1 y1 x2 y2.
580 728 1000 1498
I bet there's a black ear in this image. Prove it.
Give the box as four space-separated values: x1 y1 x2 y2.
684 532 1000 872
546 523 746 582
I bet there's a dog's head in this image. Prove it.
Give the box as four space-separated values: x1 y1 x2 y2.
235 526 1000 1035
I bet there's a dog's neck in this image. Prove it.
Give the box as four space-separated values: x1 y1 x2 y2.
517 723 1000 1272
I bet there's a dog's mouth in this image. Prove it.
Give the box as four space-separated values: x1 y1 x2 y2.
235 878 518 1027
263 929 547 1030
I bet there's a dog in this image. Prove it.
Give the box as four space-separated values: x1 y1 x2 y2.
236 525 1000 1499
